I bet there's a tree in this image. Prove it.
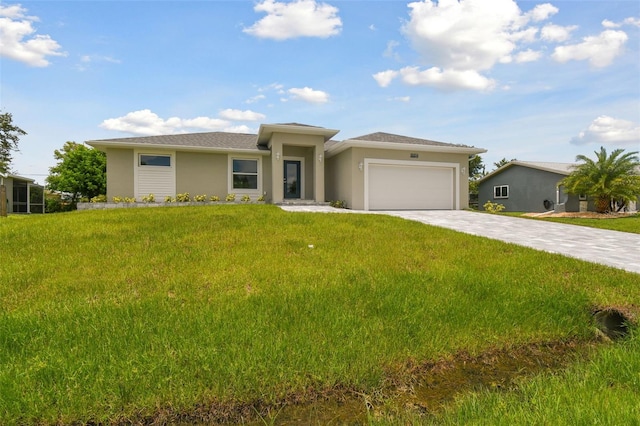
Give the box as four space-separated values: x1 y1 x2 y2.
46 142 106 204
0 111 27 174
468 154 486 197
561 146 640 213
493 157 517 170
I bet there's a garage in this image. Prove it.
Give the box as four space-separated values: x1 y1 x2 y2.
366 160 456 210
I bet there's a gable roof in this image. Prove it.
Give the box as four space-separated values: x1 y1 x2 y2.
87 132 268 154
256 123 339 146
479 161 576 183
325 131 485 157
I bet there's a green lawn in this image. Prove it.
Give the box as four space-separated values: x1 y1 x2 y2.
500 212 640 234
1 205 638 424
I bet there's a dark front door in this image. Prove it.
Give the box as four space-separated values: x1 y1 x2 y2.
284 160 301 199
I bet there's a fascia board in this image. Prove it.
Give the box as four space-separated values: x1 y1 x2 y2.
86 140 271 156
257 124 340 145
477 161 570 183
325 139 486 158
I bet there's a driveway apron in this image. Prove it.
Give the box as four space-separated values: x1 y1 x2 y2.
279 206 640 274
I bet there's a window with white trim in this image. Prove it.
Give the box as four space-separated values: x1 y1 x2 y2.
494 185 509 199
232 158 258 190
139 154 171 167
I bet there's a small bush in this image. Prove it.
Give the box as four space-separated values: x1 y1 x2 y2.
194 194 207 202
142 194 155 203
164 196 175 203
209 195 220 202
112 196 123 203
241 194 251 203
90 195 107 203
484 200 505 214
226 193 236 202
176 193 191 203
330 200 347 209
257 194 265 202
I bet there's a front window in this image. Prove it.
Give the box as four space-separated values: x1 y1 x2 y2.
494 185 509 199
232 159 258 190
139 154 171 167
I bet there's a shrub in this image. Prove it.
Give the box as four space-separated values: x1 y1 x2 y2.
123 197 136 203
141 194 155 203
484 200 505 214
209 195 220 202
176 193 191 203
112 196 123 203
257 194 265 202
241 194 251 203
330 200 347 209
90 195 107 203
164 196 175 203
194 194 207 202
225 193 236 202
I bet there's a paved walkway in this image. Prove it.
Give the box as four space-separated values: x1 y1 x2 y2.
279 206 640 274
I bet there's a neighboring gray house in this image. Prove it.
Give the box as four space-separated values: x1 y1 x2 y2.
0 173 45 214
86 123 486 211
477 161 590 213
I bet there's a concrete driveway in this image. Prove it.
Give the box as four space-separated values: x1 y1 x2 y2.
279 206 640 274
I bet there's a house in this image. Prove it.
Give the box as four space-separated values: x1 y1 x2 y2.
86 123 486 211
0 173 45 214
477 161 590 213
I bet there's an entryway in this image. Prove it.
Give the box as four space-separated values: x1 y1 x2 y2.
284 159 302 199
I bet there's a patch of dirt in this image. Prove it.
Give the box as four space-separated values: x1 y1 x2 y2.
523 211 636 219
111 339 599 425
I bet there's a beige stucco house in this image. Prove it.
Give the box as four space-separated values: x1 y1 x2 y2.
86 123 486 211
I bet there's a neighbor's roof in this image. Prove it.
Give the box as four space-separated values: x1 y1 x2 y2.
87 132 268 154
479 161 576 182
325 131 486 157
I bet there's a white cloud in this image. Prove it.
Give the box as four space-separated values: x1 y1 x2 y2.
570 116 640 146
552 30 628 68
541 24 577 42
219 109 266 121
515 49 542 63
100 109 263 136
603 17 640 28
243 0 342 40
383 40 400 60
389 96 411 102
372 70 399 88
0 4 66 67
287 87 329 103
375 0 558 91
75 54 121 71
245 94 266 104
399 66 496 91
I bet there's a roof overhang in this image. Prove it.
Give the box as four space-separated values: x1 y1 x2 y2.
478 161 572 183
257 124 340 146
325 139 486 158
86 140 271 156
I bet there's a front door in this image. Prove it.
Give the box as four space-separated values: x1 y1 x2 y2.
284 160 301 199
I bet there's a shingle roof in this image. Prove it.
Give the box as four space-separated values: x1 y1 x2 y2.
514 161 576 174
87 132 265 151
349 132 473 148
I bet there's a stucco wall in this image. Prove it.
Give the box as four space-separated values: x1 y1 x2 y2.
325 148 353 206
106 148 134 199
479 166 568 212
175 152 228 197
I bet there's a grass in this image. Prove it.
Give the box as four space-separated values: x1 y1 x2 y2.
499 211 640 234
1 205 638 424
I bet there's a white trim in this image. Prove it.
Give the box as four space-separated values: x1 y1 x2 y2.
283 156 305 199
364 158 460 211
228 155 263 195
325 139 485 158
493 185 509 199
133 149 176 200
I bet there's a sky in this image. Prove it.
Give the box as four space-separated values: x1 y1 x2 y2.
1 0 639 185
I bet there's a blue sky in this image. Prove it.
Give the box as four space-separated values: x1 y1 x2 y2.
1 0 639 184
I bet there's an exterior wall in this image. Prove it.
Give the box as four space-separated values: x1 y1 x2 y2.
269 133 325 203
478 166 566 212
325 149 353 206
106 148 134 199
2 177 13 212
340 147 469 210
176 152 228 198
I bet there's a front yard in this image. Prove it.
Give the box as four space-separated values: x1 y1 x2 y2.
1 205 638 424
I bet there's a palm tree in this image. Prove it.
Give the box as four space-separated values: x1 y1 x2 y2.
561 147 640 213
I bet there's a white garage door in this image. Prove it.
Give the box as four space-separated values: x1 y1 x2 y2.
367 162 454 210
